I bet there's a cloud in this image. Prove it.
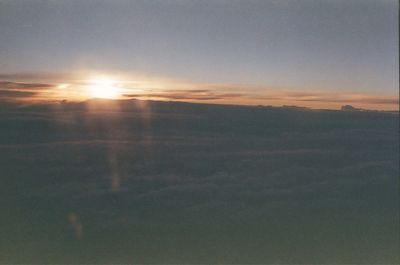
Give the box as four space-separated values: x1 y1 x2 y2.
123 89 244 101
1 99 398 262
0 90 38 97
0 72 77 82
247 90 399 110
0 80 60 101
0 81 53 90
292 93 398 105
0 76 398 111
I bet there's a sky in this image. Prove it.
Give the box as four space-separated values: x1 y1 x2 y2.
0 0 398 109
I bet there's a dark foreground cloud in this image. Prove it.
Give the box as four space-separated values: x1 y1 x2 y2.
1 100 398 263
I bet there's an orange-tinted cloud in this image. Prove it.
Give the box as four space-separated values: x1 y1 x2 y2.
0 90 38 97
123 88 398 110
0 81 53 89
124 89 244 101
0 79 398 111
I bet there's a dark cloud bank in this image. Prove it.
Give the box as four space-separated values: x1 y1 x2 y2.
1 99 399 263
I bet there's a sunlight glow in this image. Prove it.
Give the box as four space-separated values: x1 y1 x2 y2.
57 83 70 89
88 77 121 99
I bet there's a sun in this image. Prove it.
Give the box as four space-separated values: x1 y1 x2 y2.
88 77 121 99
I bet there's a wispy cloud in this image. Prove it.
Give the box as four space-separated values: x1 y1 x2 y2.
123 87 398 110
0 90 38 98
0 72 79 82
257 91 399 106
0 81 53 90
0 77 398 110
124 89 244 101
0 81 58 102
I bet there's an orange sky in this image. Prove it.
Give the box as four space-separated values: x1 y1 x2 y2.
0 73 398 111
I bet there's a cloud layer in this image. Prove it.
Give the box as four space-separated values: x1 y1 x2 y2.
2 99 399 263
0 78 398 111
